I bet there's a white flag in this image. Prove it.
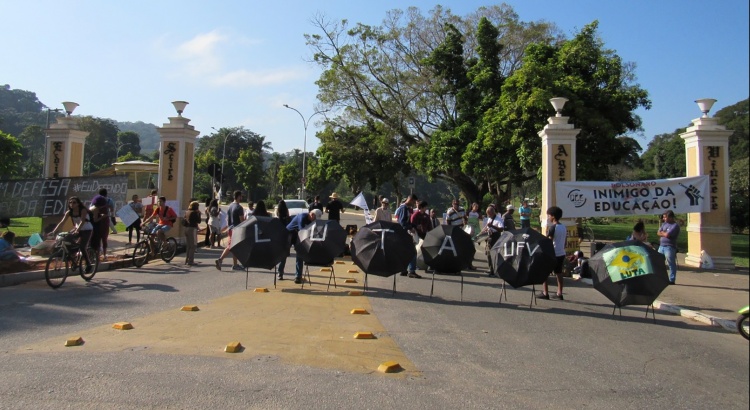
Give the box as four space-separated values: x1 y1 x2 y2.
350 192 373 224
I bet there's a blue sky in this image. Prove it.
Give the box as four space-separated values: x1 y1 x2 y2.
2 0 748 154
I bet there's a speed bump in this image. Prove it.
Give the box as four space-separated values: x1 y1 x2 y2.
180 305 200 311
348 291 364 296
344 278 358 284
253 288 269 293
350 308 369 315
320 267 331 272
347 269 359 273
112 322 133 330
224 342 243 353
353 332 376 339
335 261 346 264
65 337 84 347
378 361 403 373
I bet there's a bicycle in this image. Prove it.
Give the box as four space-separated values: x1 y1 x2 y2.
132 224 177 267
45 232 100 289
580 217 596 242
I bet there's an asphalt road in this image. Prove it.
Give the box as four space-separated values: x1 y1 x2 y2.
1 220 748 409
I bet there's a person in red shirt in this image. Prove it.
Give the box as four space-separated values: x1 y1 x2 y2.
142 196 177 243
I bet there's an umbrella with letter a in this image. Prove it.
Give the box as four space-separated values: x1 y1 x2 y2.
350 220 416 292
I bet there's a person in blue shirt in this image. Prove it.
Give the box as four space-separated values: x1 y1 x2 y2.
519 200 532 229
395 194 421 278
286 208 322 284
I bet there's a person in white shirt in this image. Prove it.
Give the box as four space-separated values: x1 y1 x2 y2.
374 198 392 222
482 205 504 277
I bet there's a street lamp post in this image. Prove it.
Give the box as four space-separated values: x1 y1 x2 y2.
283 104 328 200
211 127 235 203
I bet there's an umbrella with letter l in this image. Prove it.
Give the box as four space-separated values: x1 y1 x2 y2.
420 224 476 300
350 220 416 293
489 228 557 307
293 219 347 289
589 240 669 320
229 216 290 289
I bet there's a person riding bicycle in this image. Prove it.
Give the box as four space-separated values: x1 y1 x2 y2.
49 196 94 273
142 196 177 245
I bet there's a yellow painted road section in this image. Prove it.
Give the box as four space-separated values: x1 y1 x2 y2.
18 279 416 376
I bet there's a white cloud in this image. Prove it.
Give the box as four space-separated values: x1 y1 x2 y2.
173 31 227 77
211 68 309 87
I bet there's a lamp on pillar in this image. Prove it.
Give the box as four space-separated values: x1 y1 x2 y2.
172 100 188 117
62 101 79 117
695 98 717 118
550 97 568 117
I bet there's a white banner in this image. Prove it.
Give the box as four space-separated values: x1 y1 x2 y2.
556 176 710 218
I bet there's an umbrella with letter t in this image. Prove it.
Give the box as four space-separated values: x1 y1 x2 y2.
350 220 416 293
588 240 669 320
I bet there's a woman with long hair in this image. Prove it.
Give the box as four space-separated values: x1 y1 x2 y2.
252 200 270 217
50 196 95 273
207 199 222 248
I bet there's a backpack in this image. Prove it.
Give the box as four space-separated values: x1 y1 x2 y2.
209 206 219 218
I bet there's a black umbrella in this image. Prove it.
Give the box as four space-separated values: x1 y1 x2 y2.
350 220 416 292
294 219 347 266
589 240 669 317
420 225 476 300
489 228 557 306
229 216 290 288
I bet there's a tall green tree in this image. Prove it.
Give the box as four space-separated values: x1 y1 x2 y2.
116 131 142 159
307 5 558 204
715 98 749 161
0 131 23 178
639 130 687 179
17 125 46 178
79 116 120 169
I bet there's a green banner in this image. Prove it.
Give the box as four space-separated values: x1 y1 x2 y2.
602 245 654 282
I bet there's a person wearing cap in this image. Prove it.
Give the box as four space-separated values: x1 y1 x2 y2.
519 200 532 229
657 210 680 284
285 208 323 284
374 197 392 222
502 204 516 231
325 192 345 222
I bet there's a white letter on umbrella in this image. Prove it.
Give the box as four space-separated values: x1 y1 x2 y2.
438 236 458 256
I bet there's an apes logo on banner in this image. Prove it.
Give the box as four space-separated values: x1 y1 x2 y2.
602 246 654 283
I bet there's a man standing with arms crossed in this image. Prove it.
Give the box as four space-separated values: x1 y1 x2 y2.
215 190 245 271
657 210 680 285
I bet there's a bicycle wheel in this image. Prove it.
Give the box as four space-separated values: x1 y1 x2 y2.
737 314 750 341
45 253 69 289
582 226 595 242
133 240 149 267
80 248 99 281
160 237 178 262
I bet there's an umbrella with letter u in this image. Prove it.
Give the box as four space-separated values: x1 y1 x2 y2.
488 228 557 307
350 220 416 293
420 224 476 300
293 219 347 289
229 216 290 288
588 240 669 319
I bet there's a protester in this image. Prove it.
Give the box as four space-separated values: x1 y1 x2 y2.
446 199 467 226
99 188 117 235
503 204 516 231
395 194 421 278
285 209 322 284
0 231 22 262
539 206 567 300
126 194 143 245
89 194 111 260
657 210 680 285
183 201 202 266
429 208 441 229
207 199 222 248
519 200 532 229
374 198 392 222
308 195 324 212
411 201 432 240
325 192 345 222
276 199 292 280
628 220 649 243
142 196 177 245
49 196 94 272
203 197 212 246
481 205 504 277
253 200 270 217
214 191 245 271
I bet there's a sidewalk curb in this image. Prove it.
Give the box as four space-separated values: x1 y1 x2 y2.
580 278 736 331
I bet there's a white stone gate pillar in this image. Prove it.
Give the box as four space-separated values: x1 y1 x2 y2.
680 99 734 269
